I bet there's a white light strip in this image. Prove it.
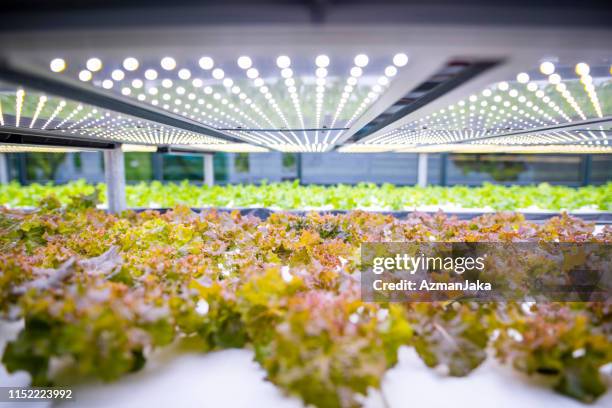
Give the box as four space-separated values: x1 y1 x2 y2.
324 54 369 144
357 60 611 148
42 100 67 129
15 89 25 127
29 95 47 128
45 54 410 150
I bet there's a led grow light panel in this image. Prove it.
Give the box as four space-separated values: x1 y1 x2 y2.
169 144 269 153
337 144 401 153
228 128 345 152
468 129 611 146
356 60 612 149
0 83 228 147
0 144 87 153
395 143 612 154
40 52 409 151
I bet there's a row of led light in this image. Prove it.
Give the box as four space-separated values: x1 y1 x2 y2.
471 133 580 145
408 82 562 134
538 62 604 119
335 53 409 145
447 62 609 145
61 114 217 145
53 55 300 146
383 128 491 146
50 53 409 149
472 130 609 146
236 55 302 146
365 61 610 146
60 57 286 147
400 144 612 153
1 93 9 126
324 53 408 145
144 58 299 146
0 145 85 153
0 89 66 129
338 139 612 153
467 120 610 145
314 55 330 141
365 67 594 146
3 87 223 146
66 111 218 145
54 56 269 141
368 87 558 145
431 61 608 139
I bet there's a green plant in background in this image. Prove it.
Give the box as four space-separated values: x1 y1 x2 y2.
453 154 527 182
24 153 67 181
1 181 610 211
124 153 153 181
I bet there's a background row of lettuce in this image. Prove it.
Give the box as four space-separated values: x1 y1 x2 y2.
0 180 610 211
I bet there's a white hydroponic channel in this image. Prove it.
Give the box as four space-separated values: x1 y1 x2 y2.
1 320 611 408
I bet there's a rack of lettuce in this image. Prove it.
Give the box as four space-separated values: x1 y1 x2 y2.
0 1 611 408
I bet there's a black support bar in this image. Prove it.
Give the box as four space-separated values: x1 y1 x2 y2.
0 130 116 149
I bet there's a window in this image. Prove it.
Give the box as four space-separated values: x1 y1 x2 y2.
125 153 153 181
282 153 297 172
234 153 250 173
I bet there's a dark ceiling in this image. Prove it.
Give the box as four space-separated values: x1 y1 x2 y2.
1 0 611 30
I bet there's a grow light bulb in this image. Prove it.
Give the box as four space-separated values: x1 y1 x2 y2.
350 67 363 77
548 73 561 85
212 68 225 79
144 69 158 80
123 57 139 71
102 79 113 89
237 56 252 69
161 57 176 70
315 55 330 68
354 54 369 67
385 66 397 77
516 72 530 84
281 68 293 78
539 61 555 75
178 68 191 80
86 58 103 72
111 69 125 81
276 55 291 69
246 68 259 79
497 81 509 91
79 70 92 81
575 62 590 76
393 53 408 67
199 56 214 70
50 58 66 73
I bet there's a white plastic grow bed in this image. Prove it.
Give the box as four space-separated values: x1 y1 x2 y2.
1 320 611 408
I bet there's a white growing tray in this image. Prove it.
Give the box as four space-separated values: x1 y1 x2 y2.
1 320 611 408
